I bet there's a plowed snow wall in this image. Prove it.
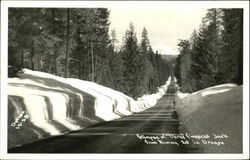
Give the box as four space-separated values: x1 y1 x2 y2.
8 69 170 149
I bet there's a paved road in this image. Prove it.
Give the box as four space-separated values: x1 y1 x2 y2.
9 85 197 153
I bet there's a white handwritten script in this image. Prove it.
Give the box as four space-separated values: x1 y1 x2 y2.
136 133 228 146
11 111 29 129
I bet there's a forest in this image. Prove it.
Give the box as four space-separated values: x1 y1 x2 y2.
8 8 171 98
174 8 243 92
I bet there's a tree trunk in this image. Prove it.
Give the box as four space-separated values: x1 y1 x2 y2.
48 58 53 73
37 57 40 70
20 49 24 68
64 8 70 78
51 9 58 76
91 33 94 82
54 46 58 75
76 24 81 79
30 40 35 70
238 10 243 85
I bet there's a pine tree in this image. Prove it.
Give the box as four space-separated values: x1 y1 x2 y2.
110 28 118 51
69 8 112 87
109 49 125 91
175 8 243 92
109 29 124 90
174 55 182 86
176 39 192 92
64 8 70 78
190 9 223 90
69 9 92 80
121 23 142 98
147 47 158 93
93 8 112 87
188 30 199 91
220 9 243 85
140 28 150 54
8 8 50 75
138 27 153 95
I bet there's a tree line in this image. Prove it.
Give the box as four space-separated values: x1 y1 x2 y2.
174 8 243 92
8 8 171 98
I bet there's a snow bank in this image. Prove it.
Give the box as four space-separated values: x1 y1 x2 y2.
8 69 170 149
175 83 242 153
137 78 170 108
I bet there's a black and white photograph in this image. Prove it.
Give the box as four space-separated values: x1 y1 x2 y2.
0 0 249 159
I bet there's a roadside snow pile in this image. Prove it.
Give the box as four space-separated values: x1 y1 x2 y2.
175 84 242 153
137 86 166 107
8 69 170 149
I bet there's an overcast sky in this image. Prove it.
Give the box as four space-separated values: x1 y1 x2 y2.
109 8 207 55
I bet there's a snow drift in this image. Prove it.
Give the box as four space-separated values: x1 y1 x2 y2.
175 84 242 153
8 69 171 149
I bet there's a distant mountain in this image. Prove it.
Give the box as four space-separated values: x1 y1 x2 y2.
152 44 179 62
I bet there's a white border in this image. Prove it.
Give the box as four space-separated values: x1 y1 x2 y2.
1 1 249 159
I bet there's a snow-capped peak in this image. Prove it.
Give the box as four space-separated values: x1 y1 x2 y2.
152 44 180 56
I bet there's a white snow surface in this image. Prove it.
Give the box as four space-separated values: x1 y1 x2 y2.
175 83 238 116
152 43 180 55
175 83 243 153
8 69 171 148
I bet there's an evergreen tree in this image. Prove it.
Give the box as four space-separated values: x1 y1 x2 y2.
146 47 157 93
121 23 142 98
138 27 153 94
8 8 172 98
69 8 93 80
175 8 243 92
64 8 70 78
109 29 124 90
93 8 113 87
9 8 47 75
220 9 243 85
8 8 69 77
190 9 223 90
110 28 118 51
174 54 182 86
109 49 125 91
188 30 199 90
140 28 151 54
176 39 192 92
42 8 65 76
69 8 113 87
